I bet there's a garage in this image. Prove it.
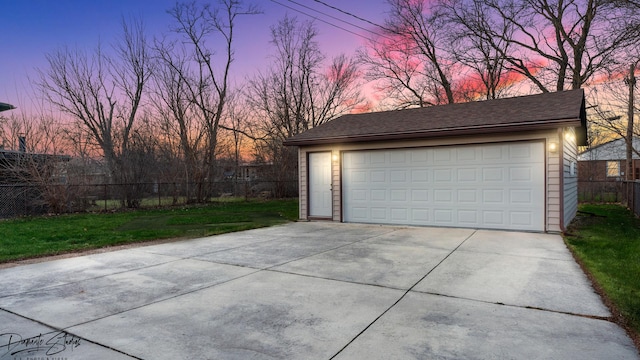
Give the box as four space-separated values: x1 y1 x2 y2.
342 142 545 231
285 90 588 233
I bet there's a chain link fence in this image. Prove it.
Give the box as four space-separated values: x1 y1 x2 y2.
0 180 298 219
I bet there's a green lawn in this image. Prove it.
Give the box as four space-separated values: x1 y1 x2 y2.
0 199 298 263
564 204 640 337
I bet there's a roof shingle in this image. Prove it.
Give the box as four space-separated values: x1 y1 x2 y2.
284 89 587 146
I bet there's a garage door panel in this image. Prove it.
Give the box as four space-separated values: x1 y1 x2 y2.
411 169 428 182
434 149 452 162
482 146 504 160
510 189 533 204
457 189 478 203
483 211 505 226
351 207 368 220
482 189 504 203
371 170 385 182
411 189 429 201
390 151 406 164
483 168 505 181
351 170 367 182
458 210 479 225
391 208 408 221
371 189 386 201
412 209 429 221
510 212 534 226
343 142 545 231
434 169 452 182
352 189 368 201
390 170 407 182
510 143 533 159
456 148 477 161
457 168 477 181
434 210 453 223
371 152 385 164
410 149 429 163
349 153 366 165
434 189 453 203
371 208 386 220
390 189 407 201
510 167 534 181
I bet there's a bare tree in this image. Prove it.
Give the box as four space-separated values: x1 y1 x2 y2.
246 15 363 195
247 15 362 138
161 0 258 201
220 92 249 171
458 0 639 93
151 42 207 201
358 0 455 108
441 0 517 100
37 17 152 207
588 75 640 154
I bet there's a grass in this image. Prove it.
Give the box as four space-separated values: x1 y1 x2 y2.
564 204 640 339
578 192 623 203
0 199 298 263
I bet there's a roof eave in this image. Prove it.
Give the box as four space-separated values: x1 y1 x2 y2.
284 118 583 146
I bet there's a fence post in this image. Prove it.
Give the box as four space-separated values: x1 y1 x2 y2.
627 181 633 211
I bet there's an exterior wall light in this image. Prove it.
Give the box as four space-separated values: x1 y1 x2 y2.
332 153 339 161
549 142 558 153
565 132 576 142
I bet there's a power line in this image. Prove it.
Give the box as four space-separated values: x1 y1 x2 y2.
269 0 380 43
312 0 391 33
285 0 384 38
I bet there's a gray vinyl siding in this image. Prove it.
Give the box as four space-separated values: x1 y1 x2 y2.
563 127 579 229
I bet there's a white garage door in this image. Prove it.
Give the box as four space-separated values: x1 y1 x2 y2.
342 142 545 231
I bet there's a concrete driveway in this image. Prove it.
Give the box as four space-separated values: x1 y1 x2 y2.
0 222 637 359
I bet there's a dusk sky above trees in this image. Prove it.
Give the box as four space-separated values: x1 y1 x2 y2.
1 0 638 159
0 0 388 106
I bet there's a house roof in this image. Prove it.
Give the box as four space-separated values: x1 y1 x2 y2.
578 137 640 161
0 102 16 112
0 149 71 163
283 89 587 146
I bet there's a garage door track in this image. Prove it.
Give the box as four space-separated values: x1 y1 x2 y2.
0 222 637 359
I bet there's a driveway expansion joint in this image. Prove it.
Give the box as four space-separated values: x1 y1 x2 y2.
455 247 577 262
328 229 477 359
0 308 141 359
410 290 614 323
264 268 407 291
0 257 184 299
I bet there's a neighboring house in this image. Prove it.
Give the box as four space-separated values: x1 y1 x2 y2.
284 89 587 233
0 102 16 112
0 148 71 218
65 157 110 185
577 137 640 181
222 162 274 181
0 148 71 184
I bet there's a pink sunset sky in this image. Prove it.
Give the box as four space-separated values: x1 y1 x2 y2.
0 0 388 108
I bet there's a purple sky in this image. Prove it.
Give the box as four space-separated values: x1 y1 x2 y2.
0 0 388 108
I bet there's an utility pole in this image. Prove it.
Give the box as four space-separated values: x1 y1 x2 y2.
626 63 636 210
626 63 636 182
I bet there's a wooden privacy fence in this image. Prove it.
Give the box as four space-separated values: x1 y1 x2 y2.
579 180 640 217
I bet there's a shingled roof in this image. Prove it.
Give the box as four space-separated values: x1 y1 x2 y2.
284 89 587 146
